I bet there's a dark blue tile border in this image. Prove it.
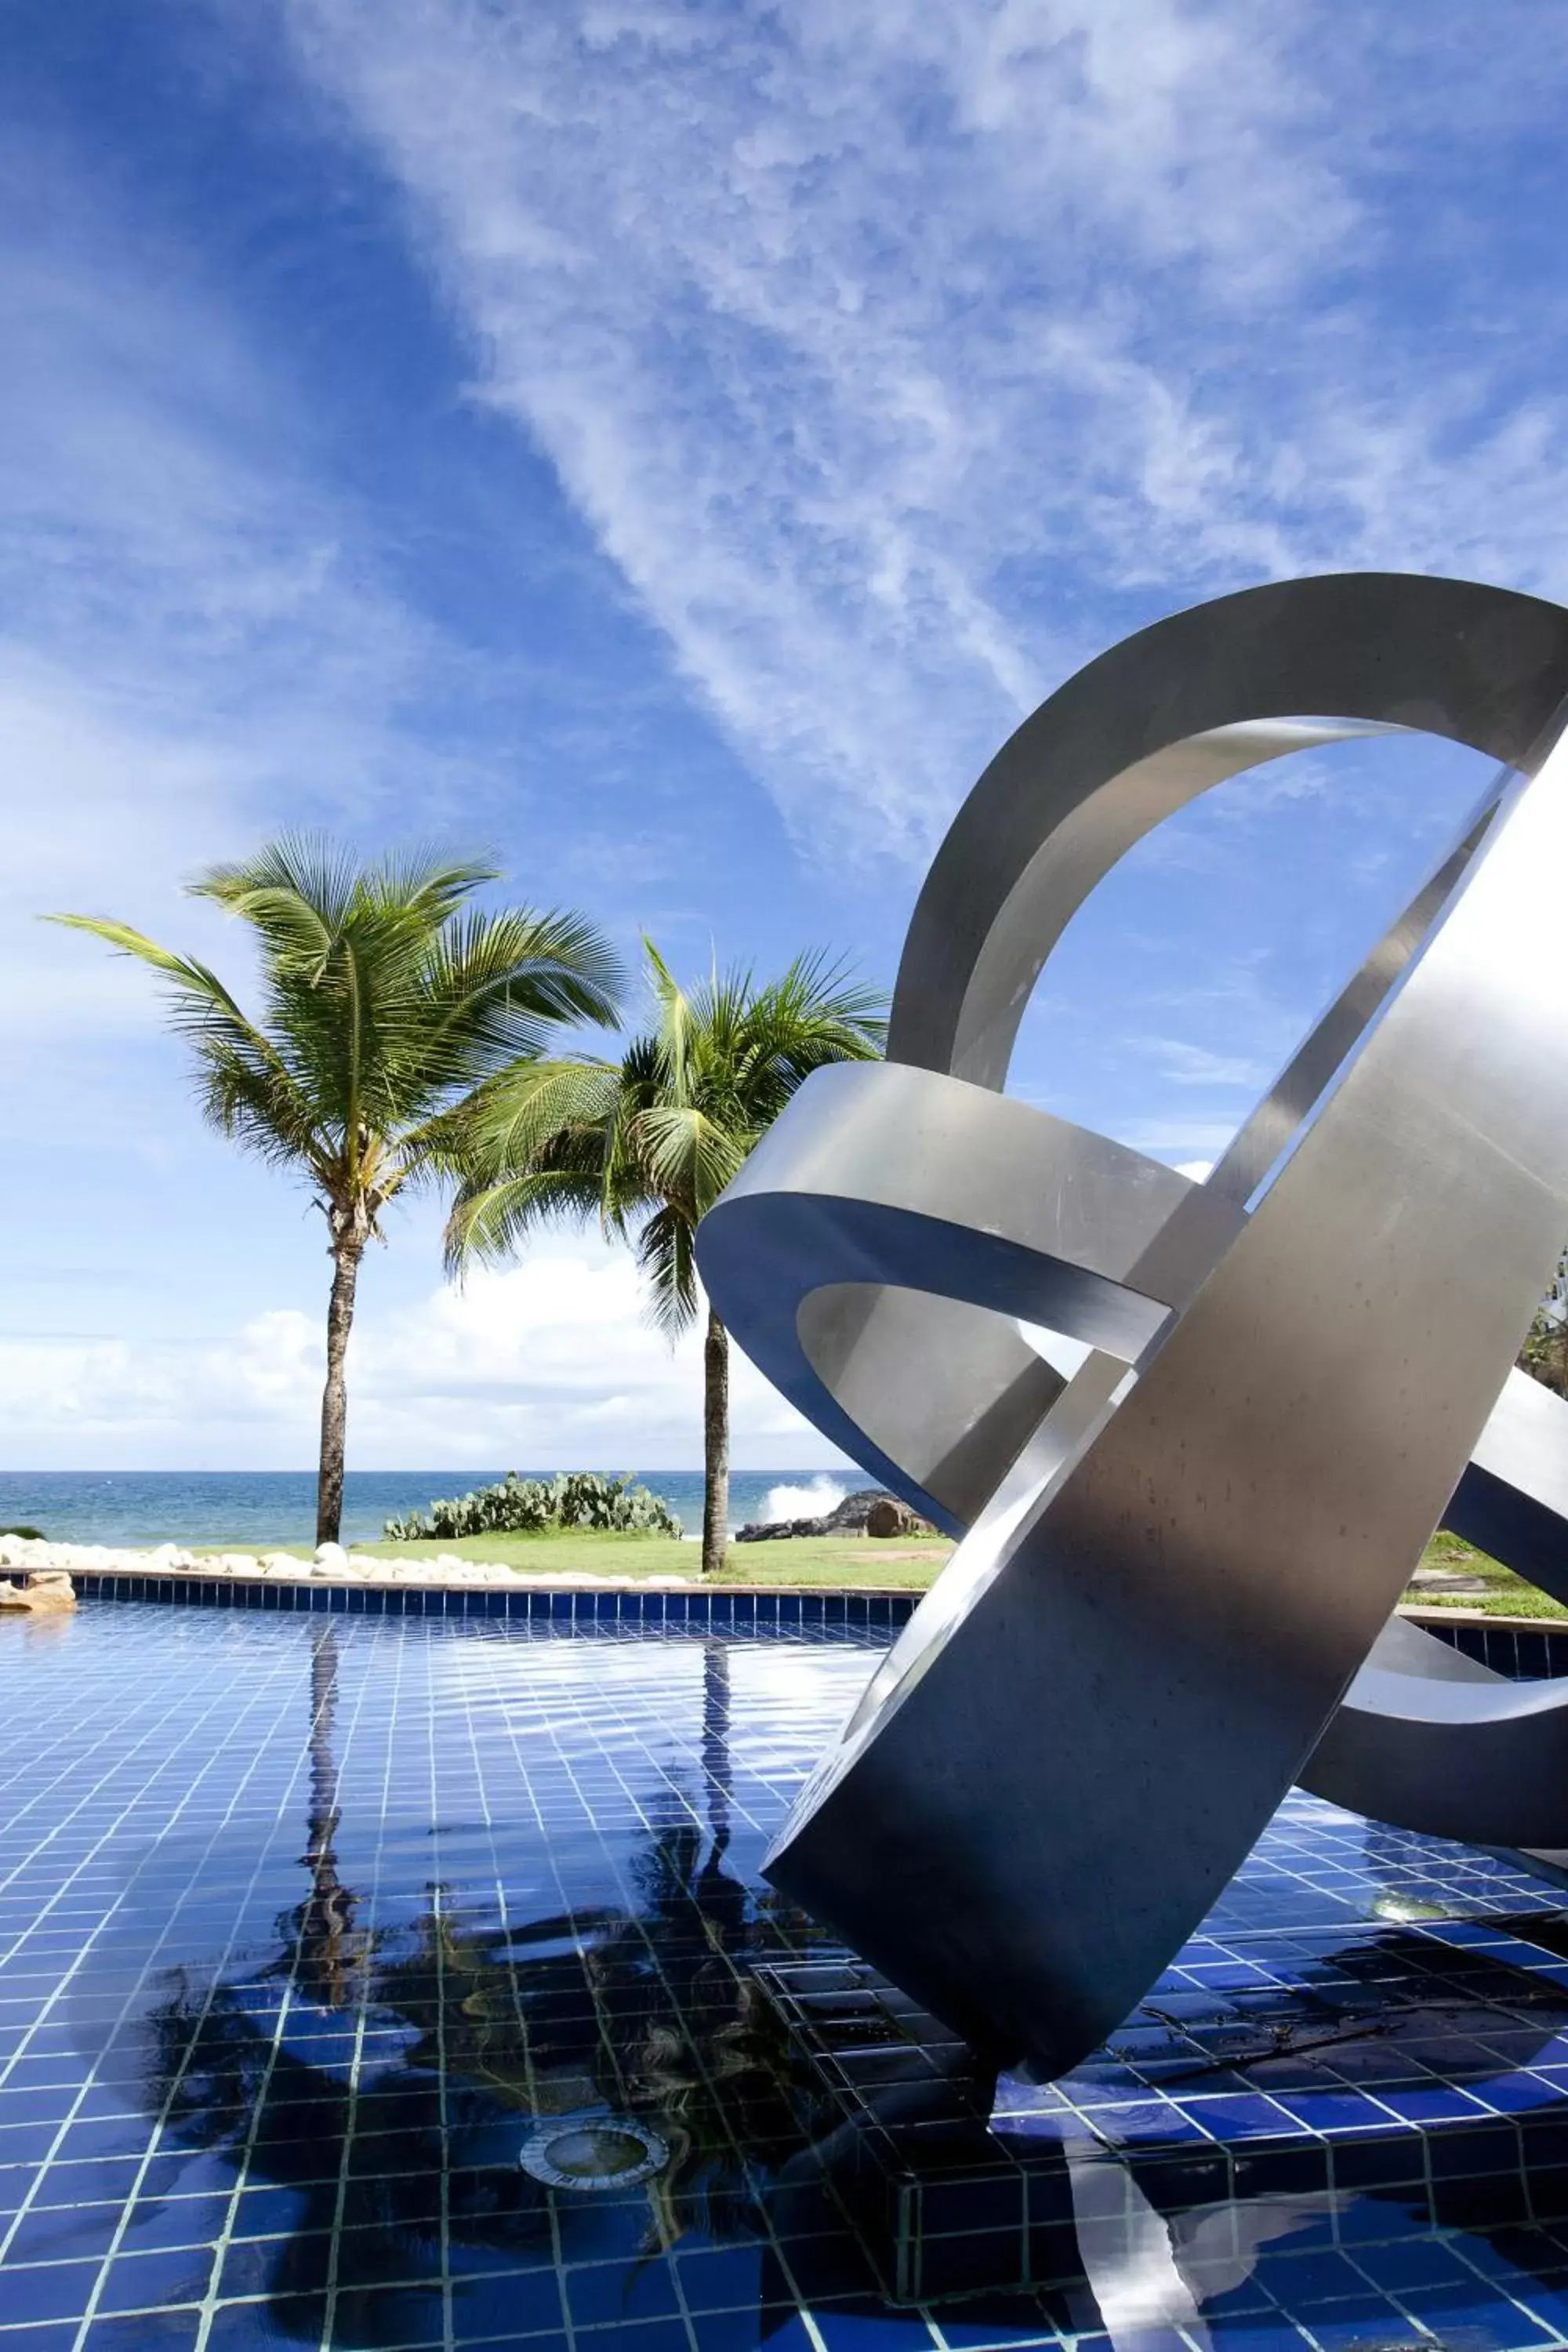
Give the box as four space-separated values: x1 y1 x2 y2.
70 1569 920 1635
69 1575 1568 1671
1410 1611 1568 1676
70 1578 1568 1668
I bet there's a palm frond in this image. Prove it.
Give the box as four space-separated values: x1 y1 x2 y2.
441 1058 643 1271
53 841 619 1234
414 907 623 1078
452 1058 623 1176
192 844 490 1138
46 915 256 1036
190 836 362 979
194 1045 334 1184
642 937 706 1108
631 1104 749 1220
359 844 501 927
443 1164 610 1275
44 914 325 1160
636 1203 701 1337
763 949 888 1037
445 935 886 1346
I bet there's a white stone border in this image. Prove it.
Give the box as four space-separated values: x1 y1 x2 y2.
0 1532 700 1592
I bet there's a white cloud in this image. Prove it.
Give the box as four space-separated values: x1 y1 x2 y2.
272 0 1568 859
0 1239 843 1471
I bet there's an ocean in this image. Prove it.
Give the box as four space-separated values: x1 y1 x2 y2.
0 1468 855 1549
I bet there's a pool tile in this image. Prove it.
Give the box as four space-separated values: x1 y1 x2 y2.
0 2256 103 2322
96 2243 211 2311
84 2318 204 2351
7 1606 1568 2351
1398 2278 1563 2343
2 2198 125 2263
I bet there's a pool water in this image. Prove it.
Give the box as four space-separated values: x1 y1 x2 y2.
2 1606 1568 2351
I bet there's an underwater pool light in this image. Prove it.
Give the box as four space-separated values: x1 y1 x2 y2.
520 2114 670 2192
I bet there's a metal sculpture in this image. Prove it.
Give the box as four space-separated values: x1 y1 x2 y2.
695 574 1568 2078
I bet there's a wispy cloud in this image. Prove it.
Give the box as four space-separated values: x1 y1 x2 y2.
1135 1039 1274 1091
274 0 1568 858
1116 1114 1246 1162
8 2 1568 1475
0 129 499 1061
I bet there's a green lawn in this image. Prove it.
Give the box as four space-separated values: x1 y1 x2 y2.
1399 1528 1568 1620
191 1530 954 1588
185 1523 1563 1613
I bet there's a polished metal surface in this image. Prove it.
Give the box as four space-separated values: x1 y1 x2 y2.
695 573 1568 2076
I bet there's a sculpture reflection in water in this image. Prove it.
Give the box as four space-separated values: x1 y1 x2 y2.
139 1633 811 2347
696 571 1568 2077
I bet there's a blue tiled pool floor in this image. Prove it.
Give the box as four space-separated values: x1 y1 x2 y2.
5 1606 1568 2350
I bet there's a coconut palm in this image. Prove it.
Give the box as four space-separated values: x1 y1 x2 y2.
445 941 885 1575
52 839 621 1544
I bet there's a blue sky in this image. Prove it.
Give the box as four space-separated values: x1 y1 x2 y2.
1 0 1564 1471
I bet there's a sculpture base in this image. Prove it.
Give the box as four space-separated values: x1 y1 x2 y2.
760 1791 1568 2307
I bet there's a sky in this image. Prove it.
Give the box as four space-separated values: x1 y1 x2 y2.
2 0 1567 1472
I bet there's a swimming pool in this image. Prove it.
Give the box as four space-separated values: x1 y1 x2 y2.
5 1605 1568 2350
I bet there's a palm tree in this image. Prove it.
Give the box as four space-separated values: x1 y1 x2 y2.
445 941 884 1576
52 838 621 1544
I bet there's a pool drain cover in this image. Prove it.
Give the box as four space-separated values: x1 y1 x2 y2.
520 2114 669 2192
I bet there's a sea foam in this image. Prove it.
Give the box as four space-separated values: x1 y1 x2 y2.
762 1475 847 1524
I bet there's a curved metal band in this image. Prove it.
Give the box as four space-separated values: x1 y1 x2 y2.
700 1062 1244 1527
891 572 1568 1084
1308 1610 1568 1849
1299 1367 1568 1837
707 757 1519 1546
699 572 1568 2073
715 721 1359 1534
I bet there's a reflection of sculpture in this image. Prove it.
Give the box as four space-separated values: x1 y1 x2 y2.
697 573 1568 2078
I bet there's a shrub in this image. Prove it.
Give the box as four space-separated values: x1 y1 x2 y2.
384 1472 681 1543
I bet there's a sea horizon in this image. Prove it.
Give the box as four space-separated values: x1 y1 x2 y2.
0 1467 859 1548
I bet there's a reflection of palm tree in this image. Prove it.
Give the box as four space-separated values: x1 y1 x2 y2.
702 1637 732 1865
141 1634 826 2348
296 1628 369 2009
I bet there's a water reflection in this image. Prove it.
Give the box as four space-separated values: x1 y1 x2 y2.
60 1621 1568 2352
140 1634 811 2346
296 1625 372 2010
1063 2139 1342 2350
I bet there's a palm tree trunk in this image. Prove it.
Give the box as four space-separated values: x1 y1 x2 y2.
316 1236 363 1546
701 1307 730 1577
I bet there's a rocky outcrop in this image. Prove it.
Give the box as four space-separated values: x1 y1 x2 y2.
735 1487 935 1542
